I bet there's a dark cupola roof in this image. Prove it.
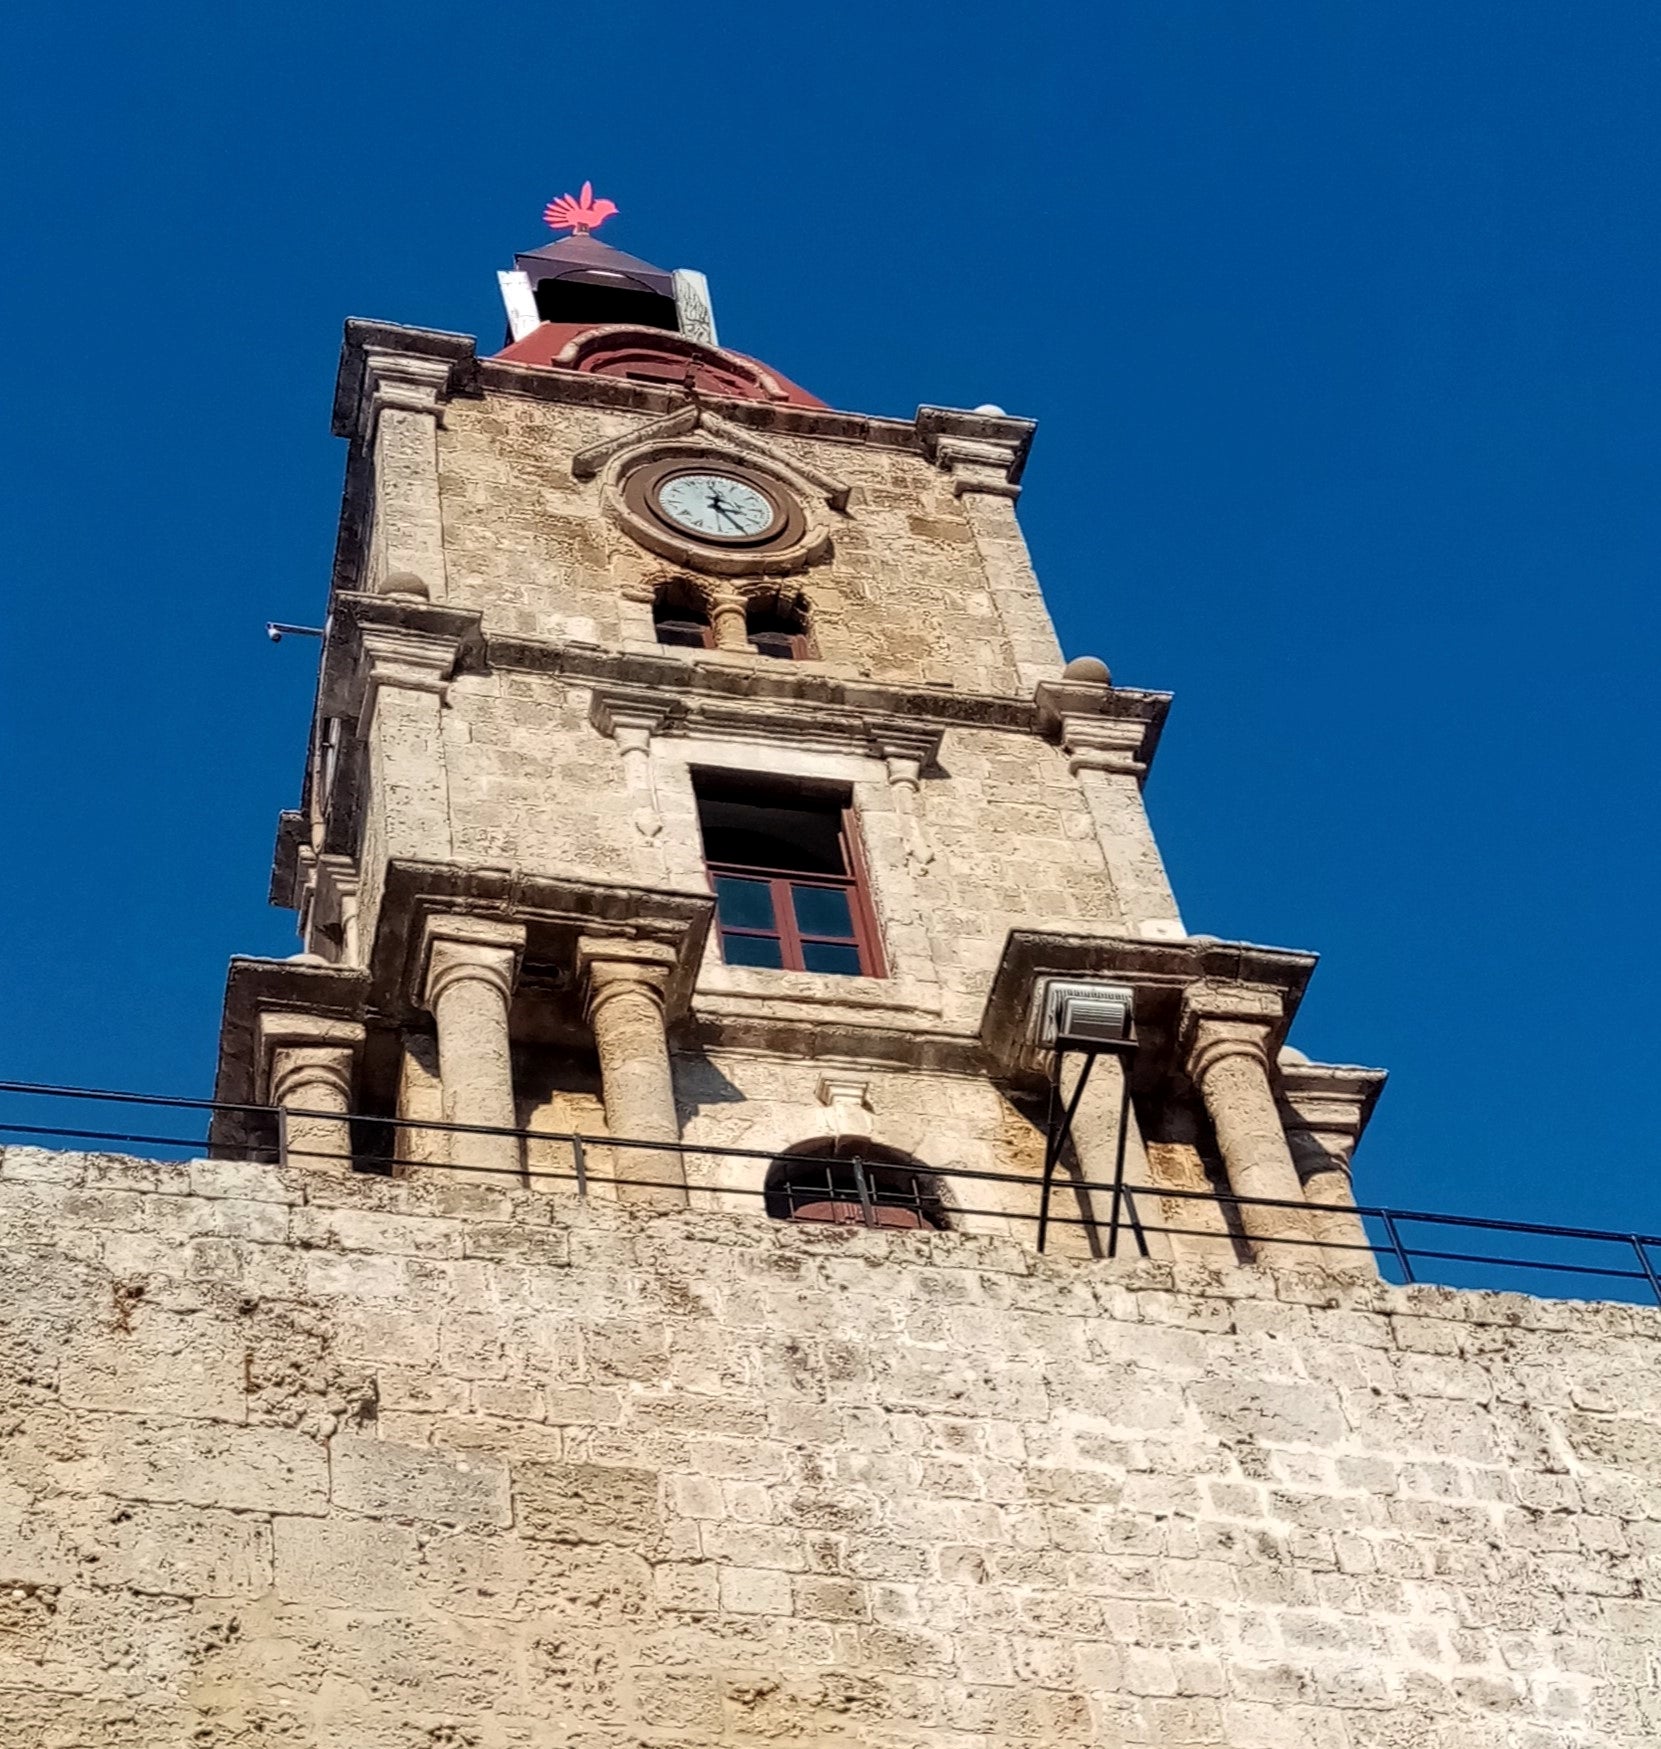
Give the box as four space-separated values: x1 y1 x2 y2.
512 233 678 332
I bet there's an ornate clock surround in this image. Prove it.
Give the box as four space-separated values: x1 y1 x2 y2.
576 404 848 578
621 458 806 554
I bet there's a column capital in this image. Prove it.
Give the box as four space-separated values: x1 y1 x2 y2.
359 346 455 438
420 916 526 1012
577 936 679 1016
254 1010 365 1103
1180 984 1285 1083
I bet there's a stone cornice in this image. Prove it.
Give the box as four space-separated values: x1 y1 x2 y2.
319 593 486 721
588 682 945 768
491 633 1171 747
367 859 714 1028
980 931 1319 1087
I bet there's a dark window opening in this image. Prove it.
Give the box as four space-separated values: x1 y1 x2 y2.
746 596 812 660
531 277 679 332
654 581 714 650
765 1147 945 1230
695 778 882 978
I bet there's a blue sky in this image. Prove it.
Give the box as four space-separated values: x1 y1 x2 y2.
1 2 1657 1248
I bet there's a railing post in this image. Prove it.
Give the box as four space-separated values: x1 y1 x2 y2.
851 1155 876 1228
1380 1210 1415 1284
274 1103 290 1171
571 1134 589 1199
1630 1236 1661 1308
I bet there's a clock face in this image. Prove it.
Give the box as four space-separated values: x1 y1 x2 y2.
654 471 780 542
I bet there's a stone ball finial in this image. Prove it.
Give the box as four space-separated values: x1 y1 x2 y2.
973 403 1007 416
381 571 430 601
1062 655 1112 686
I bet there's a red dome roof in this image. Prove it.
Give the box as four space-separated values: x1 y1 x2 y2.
491 322 825 409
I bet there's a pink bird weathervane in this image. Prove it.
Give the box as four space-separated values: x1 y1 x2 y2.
543 182 618 236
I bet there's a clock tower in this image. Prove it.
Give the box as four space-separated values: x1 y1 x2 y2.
210 188 1385 1269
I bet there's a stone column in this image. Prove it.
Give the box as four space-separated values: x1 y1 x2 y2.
361 348 452 601
420 917 525 1177
578 937 685 1208
257 1012 364 1172
708 585 750 653
1181 988 1316 1263
1279 1057 1387 1276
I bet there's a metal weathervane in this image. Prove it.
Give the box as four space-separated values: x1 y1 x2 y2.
542 182 618 236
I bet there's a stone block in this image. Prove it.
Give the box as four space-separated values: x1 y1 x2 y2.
329 1435 511 1527
514 1459 661 1545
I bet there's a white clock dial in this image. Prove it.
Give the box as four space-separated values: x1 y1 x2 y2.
655 472 777 540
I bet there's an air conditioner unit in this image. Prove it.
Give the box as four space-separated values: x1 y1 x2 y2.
1038 980 1136 1049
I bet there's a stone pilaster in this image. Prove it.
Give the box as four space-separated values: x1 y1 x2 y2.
420 917 525 1177
1049 698 1184 941
361 348 452 601
578 937 684 1208
927 430 1063 692
256 1012 364 1172
1181 986 1316 1262
356 624 460 943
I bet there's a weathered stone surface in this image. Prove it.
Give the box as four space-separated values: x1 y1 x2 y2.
4 1146 1661 1745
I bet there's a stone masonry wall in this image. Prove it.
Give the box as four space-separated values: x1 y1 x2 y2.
435 396 1050 693
5 1145 1659 1748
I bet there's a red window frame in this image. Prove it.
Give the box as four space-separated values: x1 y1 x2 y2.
708 807 885 978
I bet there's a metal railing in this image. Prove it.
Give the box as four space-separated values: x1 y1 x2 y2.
2 1078 1660 1308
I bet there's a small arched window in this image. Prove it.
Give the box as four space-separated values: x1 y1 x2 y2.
653 579 713 650
746 591 812 660
765 1143 945 1230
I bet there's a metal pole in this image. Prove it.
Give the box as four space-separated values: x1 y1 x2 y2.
275 1104 289 1172
852 1155 876 1228
571 1134 588 1199
1105 1065 1132 1258
1037 1049 1096 1255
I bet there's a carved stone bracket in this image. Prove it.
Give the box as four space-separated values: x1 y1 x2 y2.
868 728 943 869
589 693 673 837
817 1075 875 1140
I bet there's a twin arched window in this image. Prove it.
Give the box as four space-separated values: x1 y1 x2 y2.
652 581 812 659
765 1143 945 1231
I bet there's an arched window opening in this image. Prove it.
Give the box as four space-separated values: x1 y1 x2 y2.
746 592 812 660
653 579 714 649
765 1144 945 1230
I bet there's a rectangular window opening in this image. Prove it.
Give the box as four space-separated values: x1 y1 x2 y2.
694 775 883 979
